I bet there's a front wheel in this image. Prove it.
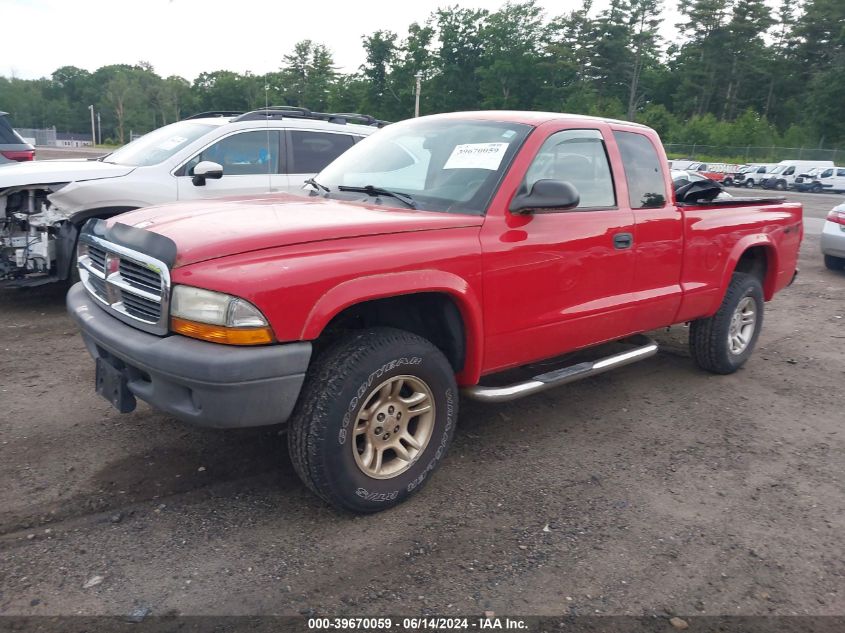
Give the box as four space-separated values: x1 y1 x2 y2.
689 272 764 375
288 327 458 513
775 180 787 191
745 179 755 188
810 183 823 193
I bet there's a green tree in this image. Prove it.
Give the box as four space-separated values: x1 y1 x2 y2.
476 1 547 110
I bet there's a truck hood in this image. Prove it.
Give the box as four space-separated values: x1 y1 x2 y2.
110 194 484 267
0 159 135 189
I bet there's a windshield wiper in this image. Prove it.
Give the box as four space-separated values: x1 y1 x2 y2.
337 185 417 209
304 177 330 193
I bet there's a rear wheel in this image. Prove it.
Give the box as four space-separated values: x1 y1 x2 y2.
288 327 458 513
824 254 845 271
689 272 764 375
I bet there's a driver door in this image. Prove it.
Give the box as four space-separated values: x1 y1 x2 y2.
176 130 286 200
480 125 637 372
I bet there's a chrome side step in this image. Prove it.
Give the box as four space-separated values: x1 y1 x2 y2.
462 335 658 403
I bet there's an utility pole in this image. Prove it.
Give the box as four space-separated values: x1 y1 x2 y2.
97 112 101 145
88 105 96 146
414 72 422 118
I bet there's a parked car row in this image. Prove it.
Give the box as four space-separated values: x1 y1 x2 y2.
667 159 844 193
732 161 844 192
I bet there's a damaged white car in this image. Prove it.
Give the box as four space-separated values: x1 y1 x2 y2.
0 108 381 287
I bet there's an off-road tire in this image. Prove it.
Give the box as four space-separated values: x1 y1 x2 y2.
824 254 845 271
689 272 764 375
288 327 458 513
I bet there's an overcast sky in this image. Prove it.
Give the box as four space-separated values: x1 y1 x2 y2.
3 0 684 81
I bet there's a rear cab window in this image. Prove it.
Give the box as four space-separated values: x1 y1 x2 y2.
613 130 667 208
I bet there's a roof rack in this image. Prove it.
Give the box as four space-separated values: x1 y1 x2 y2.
183 110 245 120
232 106 390 128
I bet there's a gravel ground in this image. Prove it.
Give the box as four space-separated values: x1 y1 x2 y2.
0 193 843 620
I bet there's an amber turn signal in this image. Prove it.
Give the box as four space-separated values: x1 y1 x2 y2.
170 317 275 346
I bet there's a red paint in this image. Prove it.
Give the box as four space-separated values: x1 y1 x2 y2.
112 113 803 385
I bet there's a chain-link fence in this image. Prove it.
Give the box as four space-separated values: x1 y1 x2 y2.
14 127 57 146
664 144 843 164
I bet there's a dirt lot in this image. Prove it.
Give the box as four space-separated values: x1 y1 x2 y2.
0 192 843 620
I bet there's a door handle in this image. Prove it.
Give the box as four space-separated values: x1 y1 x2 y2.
613 232 634 249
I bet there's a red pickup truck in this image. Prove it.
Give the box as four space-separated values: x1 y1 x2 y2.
68 111 802 512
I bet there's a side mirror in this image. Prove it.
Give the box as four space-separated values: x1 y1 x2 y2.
509 179 580 214
192 161 224 186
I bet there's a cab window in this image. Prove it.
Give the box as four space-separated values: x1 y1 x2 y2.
524 129 615 209
613 131 667 208
184 130 280 176
289 131 355 174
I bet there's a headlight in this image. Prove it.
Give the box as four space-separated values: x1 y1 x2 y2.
170 285 274 345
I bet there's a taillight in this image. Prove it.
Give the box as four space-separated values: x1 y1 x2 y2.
1 149 35 162
827 209 845 225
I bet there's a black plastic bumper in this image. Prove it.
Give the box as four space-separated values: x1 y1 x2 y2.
67 283 311 428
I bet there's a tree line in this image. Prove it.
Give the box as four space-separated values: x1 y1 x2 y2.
1 0 843 150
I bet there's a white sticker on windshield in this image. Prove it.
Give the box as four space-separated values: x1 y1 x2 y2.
443 143 509 170
157 136 188 151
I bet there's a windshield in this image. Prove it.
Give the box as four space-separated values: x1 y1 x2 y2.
106 121 215 166
770 165 786 174
314 117 532 215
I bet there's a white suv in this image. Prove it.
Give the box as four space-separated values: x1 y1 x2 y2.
0 108 383 286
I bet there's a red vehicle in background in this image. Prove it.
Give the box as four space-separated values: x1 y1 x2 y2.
68 111 802 512
670 160 744 184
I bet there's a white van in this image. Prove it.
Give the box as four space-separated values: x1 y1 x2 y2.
796 166 845 193
761 160 835 190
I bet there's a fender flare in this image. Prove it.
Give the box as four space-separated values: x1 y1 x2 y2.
301 270 485 385
720 235 779 300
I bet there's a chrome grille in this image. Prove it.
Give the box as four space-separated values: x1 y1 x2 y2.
78 235 171 335
87 273 108 301
88 245 107 274
119 259 162 294
120 292 162 321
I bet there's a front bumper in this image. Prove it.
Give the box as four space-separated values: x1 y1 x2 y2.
821 220 845 259
67 283 311 428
